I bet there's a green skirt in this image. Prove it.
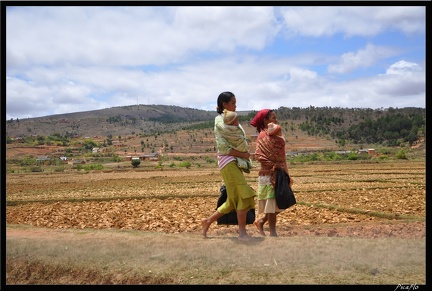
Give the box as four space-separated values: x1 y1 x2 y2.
217 161 256 213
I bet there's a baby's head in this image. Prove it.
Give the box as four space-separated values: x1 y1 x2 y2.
267 122 281 136
223 109 239 126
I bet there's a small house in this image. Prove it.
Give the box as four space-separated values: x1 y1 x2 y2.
36 156 51 165
139 153 160 161
148 153 160 161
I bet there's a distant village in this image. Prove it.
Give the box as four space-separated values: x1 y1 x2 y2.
33 148 377 166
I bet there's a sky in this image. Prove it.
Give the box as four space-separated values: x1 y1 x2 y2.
4 4 427 120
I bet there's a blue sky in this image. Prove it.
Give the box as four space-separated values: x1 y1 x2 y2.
5 5 426 120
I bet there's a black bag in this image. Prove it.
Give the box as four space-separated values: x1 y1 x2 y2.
216 185 255 225
274 169 296 209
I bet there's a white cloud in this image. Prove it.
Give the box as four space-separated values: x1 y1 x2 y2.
385 60 423 75
5 6 426 120
279 6 425 38
328 43 398 74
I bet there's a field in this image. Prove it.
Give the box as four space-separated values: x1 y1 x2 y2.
5 159 426 285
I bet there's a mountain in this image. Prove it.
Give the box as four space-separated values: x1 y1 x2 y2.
5 104 221 138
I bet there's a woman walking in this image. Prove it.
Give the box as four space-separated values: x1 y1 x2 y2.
201 91 256 241
250 109 293 237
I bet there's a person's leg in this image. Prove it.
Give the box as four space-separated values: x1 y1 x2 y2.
260 212 279 227
201 211 224 238
254 214 266 236
268 213 277 237
237 208 253 241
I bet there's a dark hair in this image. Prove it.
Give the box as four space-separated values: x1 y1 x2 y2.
216 91 235 114
258 110 274 133
265 109 274 119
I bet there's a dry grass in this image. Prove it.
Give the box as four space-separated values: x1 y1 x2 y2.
5 159 426 285
6 225 425 285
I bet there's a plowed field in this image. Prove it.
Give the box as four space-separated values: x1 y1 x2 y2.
6 160 426 239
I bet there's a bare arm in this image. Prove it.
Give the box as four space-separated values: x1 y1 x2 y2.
228 148 251 159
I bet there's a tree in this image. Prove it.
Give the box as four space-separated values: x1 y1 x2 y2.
131 159 141 168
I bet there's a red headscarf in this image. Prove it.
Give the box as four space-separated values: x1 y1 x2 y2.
250 109 270 133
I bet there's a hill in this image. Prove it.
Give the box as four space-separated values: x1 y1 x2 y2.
5 104 219 138
6 105 425 140
5 105 426 163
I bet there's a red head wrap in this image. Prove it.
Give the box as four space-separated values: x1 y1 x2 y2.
250 109 270 133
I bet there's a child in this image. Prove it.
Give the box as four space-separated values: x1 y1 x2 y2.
251 111 292 237
223 109 239 126
221 109 252 172
267 122 284 139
